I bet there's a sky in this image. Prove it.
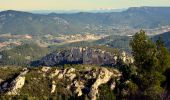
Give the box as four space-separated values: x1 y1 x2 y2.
0 0 170 11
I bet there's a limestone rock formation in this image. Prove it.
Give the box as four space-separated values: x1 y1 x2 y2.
0 66 121 100
49 67 77 93
71 80 85 96
89 68 121 100
0 79 4 84
0 68 29 95
41 67 51 72
51 81 56 93
50 69 60 78
39 47 133 67
48 67 121 100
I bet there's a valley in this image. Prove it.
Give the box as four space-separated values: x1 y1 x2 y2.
0 6 170 100
0 33 107 51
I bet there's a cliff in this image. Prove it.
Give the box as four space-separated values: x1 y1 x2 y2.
38 47 133 66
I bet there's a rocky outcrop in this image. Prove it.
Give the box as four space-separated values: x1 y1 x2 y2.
49 68 77 93
39 47 133 67
0 66 121 100
0 68 29 95
48 67 121 100
71 80 85 96
0 79 4 84
41 67 51 72
51 81 56 93
89 68 121 100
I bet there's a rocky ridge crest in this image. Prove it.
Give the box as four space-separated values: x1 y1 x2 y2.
0 66 121 100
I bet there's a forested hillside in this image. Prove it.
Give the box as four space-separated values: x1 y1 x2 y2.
0 44 49 66
0 7 170 34
153 31 170 50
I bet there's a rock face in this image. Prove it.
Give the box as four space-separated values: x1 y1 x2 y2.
0 68 28 95
39 47 133 66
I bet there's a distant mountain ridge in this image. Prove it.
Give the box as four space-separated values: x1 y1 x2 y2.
0 10 69 34
0 7 170 34
30 8 126 14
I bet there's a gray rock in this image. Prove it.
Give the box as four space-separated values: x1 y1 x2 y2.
39 47 133 67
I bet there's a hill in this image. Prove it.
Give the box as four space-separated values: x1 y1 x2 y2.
153 31 170 50
0 44 50 66
93 35 131 52
0 10 69 35
0 7 170 34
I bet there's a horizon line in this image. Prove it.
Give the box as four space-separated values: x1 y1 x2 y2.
0 6 170 14
0 6 170 12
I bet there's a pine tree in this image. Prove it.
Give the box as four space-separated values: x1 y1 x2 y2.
130 30 170 99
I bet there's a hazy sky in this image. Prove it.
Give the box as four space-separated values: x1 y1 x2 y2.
0 0 170 11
